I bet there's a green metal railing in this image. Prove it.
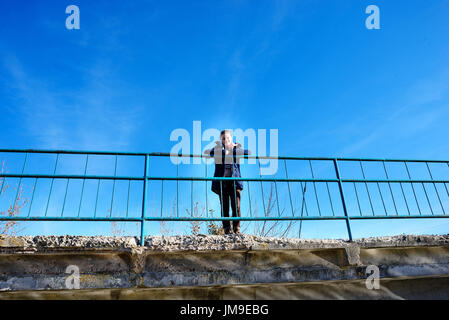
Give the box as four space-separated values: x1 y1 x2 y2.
0 149 448 245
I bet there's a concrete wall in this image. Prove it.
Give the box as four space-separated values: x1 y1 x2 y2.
1 234 448 299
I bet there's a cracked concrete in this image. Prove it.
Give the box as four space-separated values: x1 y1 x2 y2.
1 233 448 252
0 234 448 298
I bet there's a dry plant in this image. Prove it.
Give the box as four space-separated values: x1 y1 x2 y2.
206 209 225 235
185 201 205 235
252 182 297 238
0 161 28 235
106 209 126 237
159 198 176 236
110 220 126 236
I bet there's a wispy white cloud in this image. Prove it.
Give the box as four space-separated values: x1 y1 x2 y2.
1 53 144 150
337 70 449 157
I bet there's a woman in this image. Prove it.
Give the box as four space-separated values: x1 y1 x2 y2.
204 130 251 234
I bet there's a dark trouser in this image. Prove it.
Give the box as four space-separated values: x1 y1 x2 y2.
218 181 241 233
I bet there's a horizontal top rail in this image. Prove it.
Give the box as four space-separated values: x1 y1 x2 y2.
0 173 145 180
1 149 448 163
1 173 448 184
0 148 147 156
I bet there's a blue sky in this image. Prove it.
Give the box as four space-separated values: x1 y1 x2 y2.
0 0 449 238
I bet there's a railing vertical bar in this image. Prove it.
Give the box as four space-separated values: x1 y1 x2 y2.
298 181 308 238
353 182 363 216
77 154 89 218
160 180 164 217
376 182 388 216
45 153 59 217
220 180 224 219
94 179 101 218
426 162 445 214
300 181 309 217
126 180 131 218
61 179 70 217
444 184 449 215
205 158 208 217
140 154 149 246
12 152 28 215
309 160 322 216
405 162 422 215
446 163 449 214
333 159 353 241
191 179 194 217
399 181 411 216
110 155 118 217
258 160 267 216
176 161 179 218
444 183 449 201
27 178 38 217
109 155 118 218
382 161 399 215
247 181 252 217
274 181 281 217
326 182 335 216
422 182 434 215
359 161 375 216
283 160 295 217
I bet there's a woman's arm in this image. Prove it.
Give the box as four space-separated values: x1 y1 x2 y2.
204 141 222 157
234 143 251 155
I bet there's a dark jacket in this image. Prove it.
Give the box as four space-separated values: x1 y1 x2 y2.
207 143 251 195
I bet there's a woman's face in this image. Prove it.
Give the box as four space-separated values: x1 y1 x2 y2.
221 132 233 149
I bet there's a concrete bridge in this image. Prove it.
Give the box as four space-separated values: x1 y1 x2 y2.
0 233 448 299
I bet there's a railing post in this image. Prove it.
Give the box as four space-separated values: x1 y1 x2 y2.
333 159 353 241
140 154 149 246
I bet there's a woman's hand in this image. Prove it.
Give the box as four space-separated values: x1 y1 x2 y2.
216 140 233 150
215 140 241 150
